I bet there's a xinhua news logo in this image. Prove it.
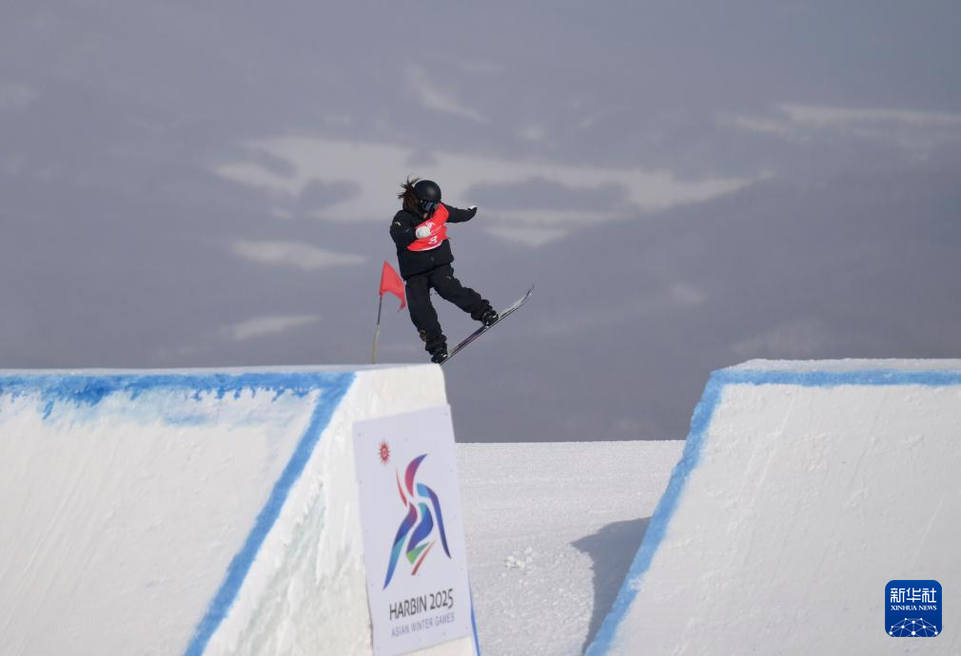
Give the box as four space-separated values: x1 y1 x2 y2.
886 580 941 637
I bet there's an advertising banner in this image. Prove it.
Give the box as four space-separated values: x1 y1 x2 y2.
353 406 474 656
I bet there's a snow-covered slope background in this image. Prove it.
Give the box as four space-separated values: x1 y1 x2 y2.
460 441 683 655
0 366 678 655
3 360 958 655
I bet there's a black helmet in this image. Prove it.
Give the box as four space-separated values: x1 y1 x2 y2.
413 179 442 213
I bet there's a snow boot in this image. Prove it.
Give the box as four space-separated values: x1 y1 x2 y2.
422 333 448 363
471 301 498 327
480 307 499 327
428 342 448 363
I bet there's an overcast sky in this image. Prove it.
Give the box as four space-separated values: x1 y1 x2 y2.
3 1 961 441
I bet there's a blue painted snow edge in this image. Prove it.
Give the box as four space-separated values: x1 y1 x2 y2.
181 372 355 656
2 370 358 655
0 371 356 419
584 366 961 655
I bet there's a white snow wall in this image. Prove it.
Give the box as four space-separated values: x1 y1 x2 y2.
0 366 478 656
587 359 961 656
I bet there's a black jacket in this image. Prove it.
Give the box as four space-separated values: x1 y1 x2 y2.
390 203 477 279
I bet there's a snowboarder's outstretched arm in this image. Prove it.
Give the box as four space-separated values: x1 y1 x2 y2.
445 205 478 223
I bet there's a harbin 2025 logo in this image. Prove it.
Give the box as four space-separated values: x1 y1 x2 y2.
383 452 451 589
886 580 941 637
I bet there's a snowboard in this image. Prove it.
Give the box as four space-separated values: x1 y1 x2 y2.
440 285 534 365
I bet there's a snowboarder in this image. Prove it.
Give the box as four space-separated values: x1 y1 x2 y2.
390 178 498 363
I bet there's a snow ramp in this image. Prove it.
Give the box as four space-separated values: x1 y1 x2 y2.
587 359 961 655
0 366 477 656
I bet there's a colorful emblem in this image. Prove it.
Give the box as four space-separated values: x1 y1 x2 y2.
383 454 451 588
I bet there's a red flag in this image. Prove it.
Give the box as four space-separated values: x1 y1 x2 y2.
379 261 406 309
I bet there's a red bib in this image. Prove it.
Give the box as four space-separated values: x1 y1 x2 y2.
407 203 450 251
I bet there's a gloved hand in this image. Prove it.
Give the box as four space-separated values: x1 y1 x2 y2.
466 206 477 219
415 223 433 239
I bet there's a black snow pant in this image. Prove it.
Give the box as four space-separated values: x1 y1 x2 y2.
405 264 490 354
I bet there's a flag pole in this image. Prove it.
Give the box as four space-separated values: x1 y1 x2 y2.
372 293 384 364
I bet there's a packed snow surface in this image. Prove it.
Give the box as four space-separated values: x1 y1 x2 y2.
0 366 475 656
8 359 955 656
458 441 684 656
587 360 961 656
0 363 683 656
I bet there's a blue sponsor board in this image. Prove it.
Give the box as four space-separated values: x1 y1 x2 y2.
886 580 941 637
